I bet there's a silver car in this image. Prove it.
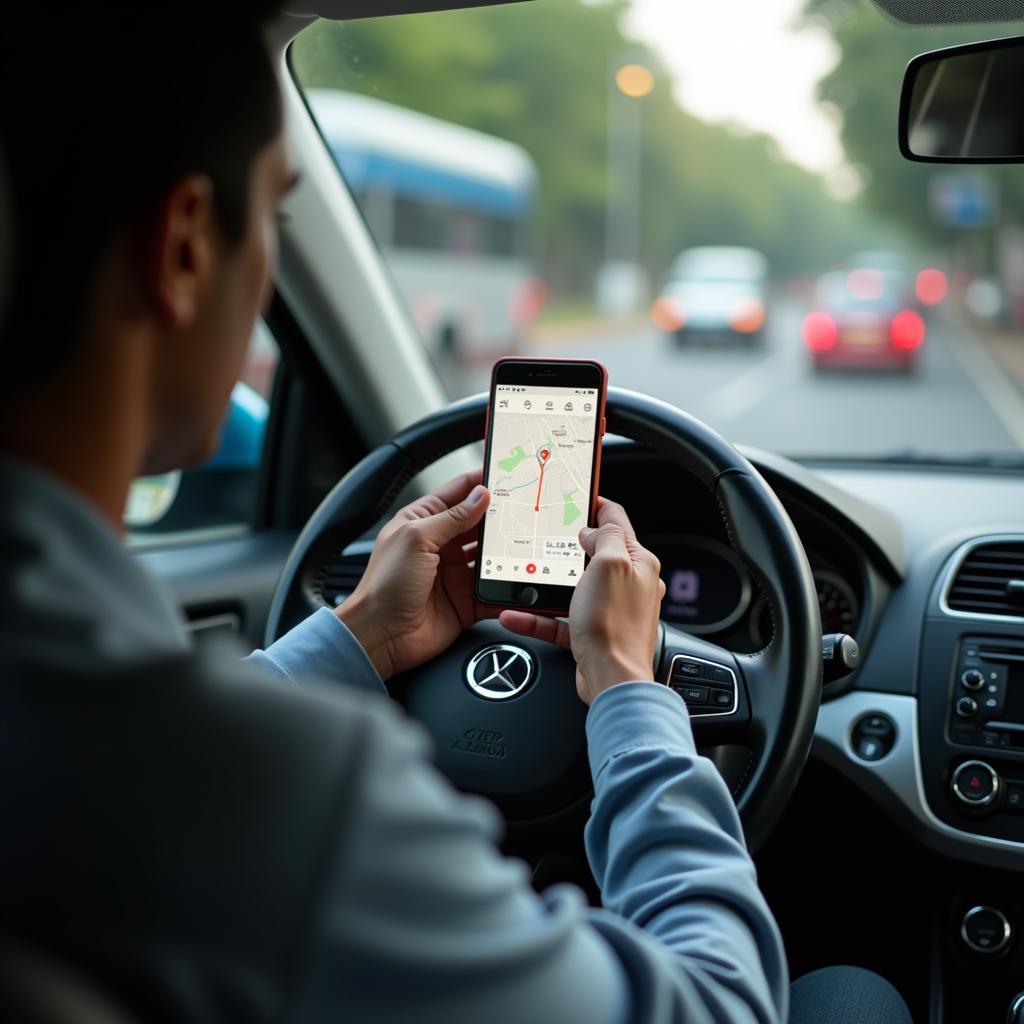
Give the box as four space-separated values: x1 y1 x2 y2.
652 246 768 347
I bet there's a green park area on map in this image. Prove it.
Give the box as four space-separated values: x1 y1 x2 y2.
562 490 581 526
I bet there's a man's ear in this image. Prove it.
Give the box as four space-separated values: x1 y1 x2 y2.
150 174 217 327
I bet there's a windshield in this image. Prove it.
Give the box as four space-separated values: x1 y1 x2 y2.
291 0 1024 464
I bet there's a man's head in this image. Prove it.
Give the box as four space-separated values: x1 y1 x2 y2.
1 5 292 475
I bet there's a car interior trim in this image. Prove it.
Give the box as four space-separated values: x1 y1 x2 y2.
814 690 1024 870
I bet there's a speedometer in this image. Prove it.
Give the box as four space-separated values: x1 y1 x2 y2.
652 535 752 635
815 570 859 636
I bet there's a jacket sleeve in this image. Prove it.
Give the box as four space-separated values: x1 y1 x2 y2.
285 681 787 1024
246 606 386 694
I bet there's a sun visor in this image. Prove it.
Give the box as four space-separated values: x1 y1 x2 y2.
287 0 529 19
869 0 1024 23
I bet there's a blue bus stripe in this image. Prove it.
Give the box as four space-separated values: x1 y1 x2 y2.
330 146 532 218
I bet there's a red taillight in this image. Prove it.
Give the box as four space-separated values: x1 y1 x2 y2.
890 309 925 350
915 268 947 306
803 311 838 351
652 296 686 332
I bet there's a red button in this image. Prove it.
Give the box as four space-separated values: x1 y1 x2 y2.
526 563 537 575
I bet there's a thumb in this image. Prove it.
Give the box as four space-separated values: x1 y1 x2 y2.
578 525 598 557
579 522 627 559
420 485 489 548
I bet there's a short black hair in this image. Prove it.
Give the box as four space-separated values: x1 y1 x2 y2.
0 4 284 390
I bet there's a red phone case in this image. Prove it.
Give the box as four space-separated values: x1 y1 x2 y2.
478 357 608 615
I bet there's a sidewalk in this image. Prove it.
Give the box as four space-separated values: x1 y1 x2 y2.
974 328 1024 398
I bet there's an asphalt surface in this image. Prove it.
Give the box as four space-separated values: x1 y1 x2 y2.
445 299 1024 459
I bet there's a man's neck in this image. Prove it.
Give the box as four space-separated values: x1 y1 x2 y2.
0 335 152 531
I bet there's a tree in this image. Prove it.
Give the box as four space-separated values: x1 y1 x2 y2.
293 0 893 297
804 0 1024 256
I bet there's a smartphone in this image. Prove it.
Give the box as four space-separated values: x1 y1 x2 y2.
476 357 608 613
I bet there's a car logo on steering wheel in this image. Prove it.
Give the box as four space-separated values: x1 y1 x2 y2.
465 644 535 700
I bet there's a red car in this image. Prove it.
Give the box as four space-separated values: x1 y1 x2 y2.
803 268 926 371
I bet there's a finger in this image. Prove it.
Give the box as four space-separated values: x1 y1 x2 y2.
418 485 490 550
578 520 629 560
425 469 485 511
498 610 571 649
594 498 637 543
396 469 485 523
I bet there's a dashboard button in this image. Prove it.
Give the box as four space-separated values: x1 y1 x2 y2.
671 658 702 678
956 696 979 718
859 715 891 736
951 761 1000 808
961 906 1012 955
705 665 733 684
677 685 709 704
711 688 733 707
851 713 896 761
1005 783 1024 812
961 668 986 691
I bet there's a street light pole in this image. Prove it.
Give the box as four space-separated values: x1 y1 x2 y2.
600 54 653 316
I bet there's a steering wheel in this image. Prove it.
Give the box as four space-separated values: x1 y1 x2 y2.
265 388 821 851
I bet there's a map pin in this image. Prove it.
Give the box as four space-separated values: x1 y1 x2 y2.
538 448 551 464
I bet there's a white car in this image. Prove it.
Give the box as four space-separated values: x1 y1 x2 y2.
652 246 768 347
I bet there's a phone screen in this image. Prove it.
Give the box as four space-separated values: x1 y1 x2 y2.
481 383 600 588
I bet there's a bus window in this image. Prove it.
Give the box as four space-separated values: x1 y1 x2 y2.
301 87 543 370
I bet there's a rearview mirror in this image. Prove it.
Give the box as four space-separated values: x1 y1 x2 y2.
900 36 1024 163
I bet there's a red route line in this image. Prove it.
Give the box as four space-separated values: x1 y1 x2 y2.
534 465 545 512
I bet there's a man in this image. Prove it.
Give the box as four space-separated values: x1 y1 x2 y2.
0 6 911 1023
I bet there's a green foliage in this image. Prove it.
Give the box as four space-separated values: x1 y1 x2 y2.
292 0 894 297
804 0 1024 246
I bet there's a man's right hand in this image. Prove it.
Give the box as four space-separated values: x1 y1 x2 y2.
499 499 665 705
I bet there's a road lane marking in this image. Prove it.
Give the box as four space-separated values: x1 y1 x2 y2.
703 344 807 423
945 321 1024 449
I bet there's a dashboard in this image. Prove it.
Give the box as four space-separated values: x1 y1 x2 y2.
315 438 1024 874
598 439 1024 874
598 443 881 662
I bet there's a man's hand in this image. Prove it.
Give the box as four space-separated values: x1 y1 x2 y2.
499 499 665 705
336 471 491 680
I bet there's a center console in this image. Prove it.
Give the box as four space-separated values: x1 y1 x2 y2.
919 546 1024 845
918 537 1024 1021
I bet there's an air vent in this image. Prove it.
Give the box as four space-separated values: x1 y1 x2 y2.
320 549 370 607
946 540 1024 617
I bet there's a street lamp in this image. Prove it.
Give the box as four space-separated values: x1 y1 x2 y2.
615 63 654 99
599 54 654 317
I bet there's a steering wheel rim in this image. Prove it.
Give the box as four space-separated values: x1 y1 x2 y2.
265 387 822 851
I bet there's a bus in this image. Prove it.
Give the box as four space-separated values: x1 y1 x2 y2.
307 88 544 363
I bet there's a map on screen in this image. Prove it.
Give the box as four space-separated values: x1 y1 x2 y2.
481 384 598 587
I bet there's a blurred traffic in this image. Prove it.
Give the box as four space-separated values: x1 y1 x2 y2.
289 1 1024 463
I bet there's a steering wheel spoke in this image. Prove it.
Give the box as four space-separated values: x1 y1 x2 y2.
659 623 751 744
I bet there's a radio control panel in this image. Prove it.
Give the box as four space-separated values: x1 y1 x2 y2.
948 637 1018 750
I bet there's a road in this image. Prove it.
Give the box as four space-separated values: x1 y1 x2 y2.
446 299 1024 458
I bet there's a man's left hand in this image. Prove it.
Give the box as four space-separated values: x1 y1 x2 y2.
336 471 492 680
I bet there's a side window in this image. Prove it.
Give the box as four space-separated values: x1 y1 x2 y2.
124 321 280 538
